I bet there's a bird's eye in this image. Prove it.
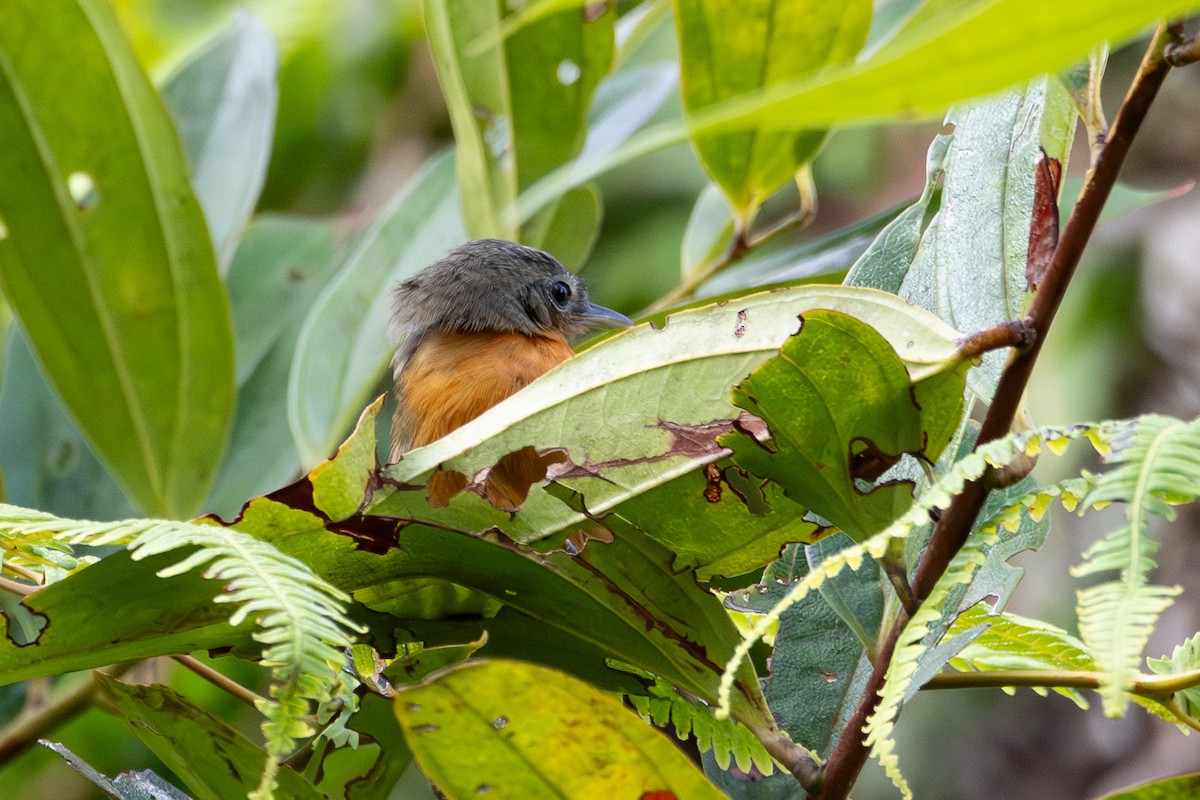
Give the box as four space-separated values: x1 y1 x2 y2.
549 280 572 308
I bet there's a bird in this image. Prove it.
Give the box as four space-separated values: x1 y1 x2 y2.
388 238 632 459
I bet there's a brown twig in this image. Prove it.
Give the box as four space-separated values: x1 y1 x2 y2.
646 170 818 313
957 319 1034 360
171 654 265 709
812 23 1184 800
0 663 137 764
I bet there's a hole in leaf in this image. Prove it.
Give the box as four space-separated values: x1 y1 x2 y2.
848 437 900 483
0 594 49 646
426 468 468 508
67 172 99 210
483 447 569 512
556 59 581 85
562 525 614 555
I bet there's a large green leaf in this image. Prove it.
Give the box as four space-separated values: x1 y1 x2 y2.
849 78 1076 400
0 548 248 683
674 0 872 222
0 0 235 518
724 310 970 540
423 0 614 238
162 13 278 273
379 285 967 551
287 149 464 466
518 0 1199 220
98 675 326 800
395 659 727 800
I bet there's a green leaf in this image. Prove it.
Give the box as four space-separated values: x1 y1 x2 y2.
884 78 1076 400
207 215 341 516
345 693 415 800
1097 772 1200 800
696 201 907 298
1147 633 1200 721
520 183 603 270
726 541 877 759
382 285 966 551
947 603 1097 706
0 0 236 518
97 675 326 800
674 0 872 222
162 12 278 272
0 327 136 520
519 0 1198 221
0 549 246 683
287 149 464 466
423 0 614 238
724 310 969 540
394 659 727 799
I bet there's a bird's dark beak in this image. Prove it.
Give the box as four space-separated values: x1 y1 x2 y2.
582 302 633 329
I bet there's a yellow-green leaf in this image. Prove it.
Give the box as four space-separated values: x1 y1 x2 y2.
395 659 727 800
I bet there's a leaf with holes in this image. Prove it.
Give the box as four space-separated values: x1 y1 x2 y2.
395 659 727 799
0 0 235 517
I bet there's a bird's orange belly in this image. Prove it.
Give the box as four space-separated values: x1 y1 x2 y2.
394 329 574 452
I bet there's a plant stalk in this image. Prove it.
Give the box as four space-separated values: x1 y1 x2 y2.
812 23 1183 800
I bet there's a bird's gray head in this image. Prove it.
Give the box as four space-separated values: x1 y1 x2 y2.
389 239 631 343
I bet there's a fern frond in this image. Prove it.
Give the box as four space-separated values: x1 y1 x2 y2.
630 681 778 775
864 526 997 799
1070 415 1199 716
717 421 1099 719
0 503 363 794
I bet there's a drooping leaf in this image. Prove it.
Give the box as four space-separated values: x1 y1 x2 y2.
394 659 728 800
673 0 872 223
423 0 614 238
630 677 777 775
97 675 326 800
287 149 464 466
723 310 969 541
519 0 1195 221
162 12 279 272
0 0 236 518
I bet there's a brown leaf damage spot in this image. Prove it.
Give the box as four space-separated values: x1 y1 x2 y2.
426 468 468 508
734 308 747 338
1026 150 1062 290
704 463 723 502
482 447 570 512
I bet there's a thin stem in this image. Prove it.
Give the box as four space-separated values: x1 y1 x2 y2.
0 663 137 764
922 667 1200 698
646 171 818 313
2 562 43 584
957 319 1034 360
813 24 1183 800
0 576 36 596
171 654 265 709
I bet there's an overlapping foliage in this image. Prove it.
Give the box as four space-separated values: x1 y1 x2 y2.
1 1 1199 799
